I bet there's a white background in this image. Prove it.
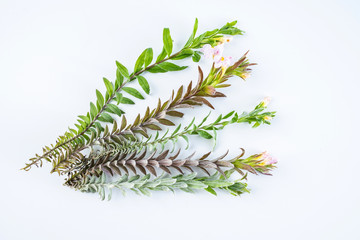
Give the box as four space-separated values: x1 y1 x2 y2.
1 0 359 239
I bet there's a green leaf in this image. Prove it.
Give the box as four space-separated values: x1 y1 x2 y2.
144 48 153 68
204 186 217 196
96 89 104 107
192 51 201 62
107 104 123 117
115 92 134 104
147 65 168 73
156 47 167 62
134 49 146 73
157 62 187 71
137 76 150 94
116 61 129 79
103 78 114 95
184 18 198 48
181 135 189 150
187 180 207 189
163 28 173 57
115 69 124 89
123 87 144 99
171 49 194 60
78 115 90 124
90 102 97 119
98 113 113 123
198 130 213 139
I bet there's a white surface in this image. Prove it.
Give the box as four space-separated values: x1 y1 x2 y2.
0 0 359 239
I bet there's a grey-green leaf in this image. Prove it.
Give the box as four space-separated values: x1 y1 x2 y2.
198 130 213 139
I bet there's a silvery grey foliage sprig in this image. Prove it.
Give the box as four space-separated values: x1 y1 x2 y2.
23 19 278 200
79 172 249 200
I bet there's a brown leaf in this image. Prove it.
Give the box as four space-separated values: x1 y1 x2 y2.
199 151 211 160
137 165 147 175
146 165 157 176
157 118 175 126
120 115 127 131
144 124 162 131
160 166 171 174
192 97 214 109
166 110 184 118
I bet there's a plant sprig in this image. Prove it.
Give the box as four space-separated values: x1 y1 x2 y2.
23 19 244 171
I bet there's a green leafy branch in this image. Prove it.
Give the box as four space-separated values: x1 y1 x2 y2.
23 19 244 171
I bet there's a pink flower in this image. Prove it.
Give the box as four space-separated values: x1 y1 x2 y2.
201 44 224 61
259 151 277 165
214 56 233 69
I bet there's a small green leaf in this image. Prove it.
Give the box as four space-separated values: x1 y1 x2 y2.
157 62 187 71
98 113 113 123
204 186 217 196
103 78 114 95
115 69 124 89
192 51 201 62
137 76 150 94
78 115 90 124
116 61 129 79
198 130 213 139
96 89 104 107
156 47 167 62
123 87 144 99
163 28 173 57
147 65 168 73
115 92 134 104
144 48 153 68
90 102 97 119
134 50 146 73
171 49 194 60
107 104 123 117
184 18 198 48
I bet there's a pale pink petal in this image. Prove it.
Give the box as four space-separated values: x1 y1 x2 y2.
201 44 214 59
